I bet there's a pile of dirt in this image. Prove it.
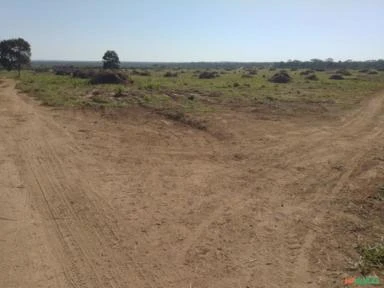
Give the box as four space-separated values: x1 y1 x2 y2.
268 70 292 83
90 71 132 85
329 74 344 80
198 71 219 79
305 74 319 81
72 69 97 79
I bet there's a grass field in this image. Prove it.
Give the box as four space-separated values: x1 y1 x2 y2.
8 68 384 115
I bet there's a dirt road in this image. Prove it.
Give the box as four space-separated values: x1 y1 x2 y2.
1 78 383 288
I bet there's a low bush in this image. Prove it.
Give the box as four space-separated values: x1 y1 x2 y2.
163 71 178 77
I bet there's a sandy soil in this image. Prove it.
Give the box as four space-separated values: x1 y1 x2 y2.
1 78 383 288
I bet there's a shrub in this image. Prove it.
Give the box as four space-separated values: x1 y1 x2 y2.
90 71 132 85
164 71 178 77
268 70 292 83
368 70 379 75
233 82 240 87
329 74 344 80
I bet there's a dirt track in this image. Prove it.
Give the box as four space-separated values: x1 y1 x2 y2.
1 78 384 288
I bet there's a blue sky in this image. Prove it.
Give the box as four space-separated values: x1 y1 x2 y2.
1 0 383 62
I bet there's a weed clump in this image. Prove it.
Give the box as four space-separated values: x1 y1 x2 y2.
357 241 384 274
131 70 151 76
336 69 352 76
158 110 206 130
300 70 315 75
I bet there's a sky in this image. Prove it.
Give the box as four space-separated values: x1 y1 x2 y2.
1 0 383 62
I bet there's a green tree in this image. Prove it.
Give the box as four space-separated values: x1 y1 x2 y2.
0 38 31 77
102 50 120 69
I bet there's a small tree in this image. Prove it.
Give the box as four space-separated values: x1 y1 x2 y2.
0 38 31 77
102 50 120 69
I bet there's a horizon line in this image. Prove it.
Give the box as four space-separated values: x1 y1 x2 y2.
31 59 384 63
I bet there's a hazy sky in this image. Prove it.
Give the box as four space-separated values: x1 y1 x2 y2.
1 0 383 62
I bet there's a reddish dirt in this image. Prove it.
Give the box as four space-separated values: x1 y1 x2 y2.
1 78 384 288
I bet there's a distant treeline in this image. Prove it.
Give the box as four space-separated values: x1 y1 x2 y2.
274 59 384 71
31 59 384 71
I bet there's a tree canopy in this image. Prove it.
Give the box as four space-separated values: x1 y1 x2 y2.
0 38 31 76
102 50 120 69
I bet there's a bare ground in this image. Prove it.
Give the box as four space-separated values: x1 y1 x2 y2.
1 79 384 288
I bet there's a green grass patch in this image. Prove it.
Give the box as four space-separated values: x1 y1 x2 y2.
2 68 384 113
357 241 384 275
